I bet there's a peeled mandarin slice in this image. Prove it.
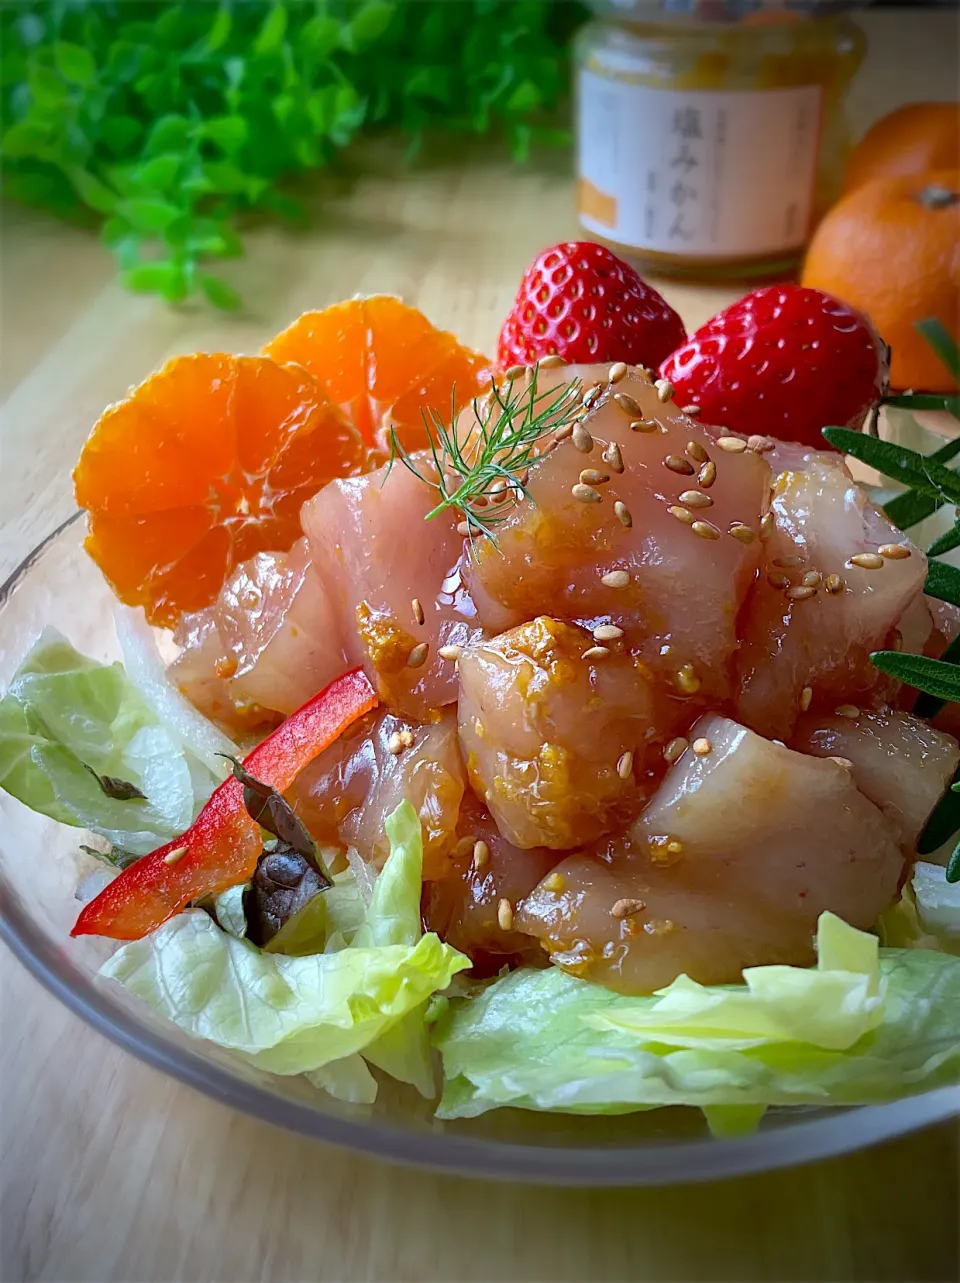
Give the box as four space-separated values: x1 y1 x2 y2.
263 295 493 455
74 353 365 627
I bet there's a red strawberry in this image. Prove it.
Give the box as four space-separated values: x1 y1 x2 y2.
497 241 687 372
659 285 888 450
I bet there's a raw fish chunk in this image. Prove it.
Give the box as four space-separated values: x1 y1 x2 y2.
302 460 478 720
457 616 677 850
517 714 903 993
791 708 959 850
736 451 927 740
289 708 465 879
463 363 769 700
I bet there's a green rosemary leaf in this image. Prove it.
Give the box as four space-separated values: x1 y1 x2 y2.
915 633 960 720
870 650 960 702
916 318 960 385
822 427 960 506
946 838 960 884
882 438 960 529
925 560 960 608
918 765 960 857
926 523 960 558
884 393 957 412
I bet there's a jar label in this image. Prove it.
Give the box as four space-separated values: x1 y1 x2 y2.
578 71 823 259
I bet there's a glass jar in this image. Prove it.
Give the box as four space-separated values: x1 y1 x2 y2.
575 0 867 281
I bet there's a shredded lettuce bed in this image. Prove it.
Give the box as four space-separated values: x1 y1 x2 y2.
0 630 230 854
100 802 470 1094
433 914 960 1134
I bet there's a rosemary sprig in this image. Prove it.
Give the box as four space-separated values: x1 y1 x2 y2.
389 365 583 546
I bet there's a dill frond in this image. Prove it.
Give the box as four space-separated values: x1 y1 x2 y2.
388 364 582 549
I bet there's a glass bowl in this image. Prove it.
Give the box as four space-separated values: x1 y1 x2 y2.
1 515 957 1186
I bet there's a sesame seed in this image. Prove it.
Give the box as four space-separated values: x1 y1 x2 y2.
538 353 565 369
664 736 689 763
457 521 471 536
800 685 813 712
748 434 774 453
543 871 566 893
692 737 712 756
678 489 713 508
387 730 404 755
572 424 594 453
582 645 611 661
594 624 624 642
879 543 912 560
835 704 860 719
602 442 624 473
614 391 644 417
729 523 756 544
504 363 526 381
760 513 775 541
686 439 709 464
490 477 508 494
698 460 717 489
717 436 747 453
452 836 476 859
497 898 514 931
608 361 628 384
825 573 844 594
407 642 429 669
516 469 530 489
682 404 701 416
664 454 695 476
438 644 461 661
411 597 424 626
163 844 188 866
691 520 721 540
614 501 632 528
848 552 884 570
582 383 603 409
786 585 816 600
767 572 790 589
655 378 674 403
579 468 610 486
668 505 695 524
601 569 630 588
554 423 574 442
631 419 658 433
472 840 490 871
774 556 803 568
801 571 822 588
611 897 646 919
572 482 602 504
616 750 634 780
675 664 700 694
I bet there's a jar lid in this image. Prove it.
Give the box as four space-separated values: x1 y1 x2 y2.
593 0 866 20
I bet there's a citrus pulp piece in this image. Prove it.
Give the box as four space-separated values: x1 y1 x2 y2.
263 295 493 455
74 353 365 627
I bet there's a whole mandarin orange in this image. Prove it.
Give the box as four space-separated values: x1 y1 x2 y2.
843 102 959 194
802 169 959 393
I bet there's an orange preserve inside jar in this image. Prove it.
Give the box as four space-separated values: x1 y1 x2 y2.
576 0 867 280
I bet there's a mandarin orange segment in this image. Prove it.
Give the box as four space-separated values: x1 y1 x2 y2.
263 296 493 454
74 353 365 627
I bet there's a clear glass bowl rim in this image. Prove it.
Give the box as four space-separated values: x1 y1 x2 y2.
2 513 958 1186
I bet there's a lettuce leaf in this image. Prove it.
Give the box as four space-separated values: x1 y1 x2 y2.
434 915 960 1132
100 801 470 1080
0 631 226 854
877 862 960 954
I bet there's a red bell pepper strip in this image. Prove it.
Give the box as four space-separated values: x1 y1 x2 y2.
72 668 378 941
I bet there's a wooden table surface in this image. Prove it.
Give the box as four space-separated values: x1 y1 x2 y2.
2 11 958 1282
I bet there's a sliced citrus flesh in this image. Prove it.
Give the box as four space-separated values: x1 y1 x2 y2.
74 353 365 627
263 295 493 455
